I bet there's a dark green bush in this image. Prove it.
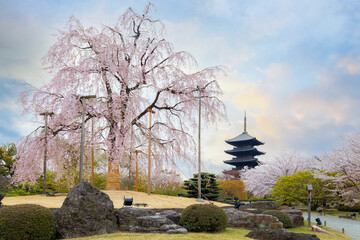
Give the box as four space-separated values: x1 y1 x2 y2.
262 210 294 228
0 204 55 240
337 204 360 212
180 204 228 232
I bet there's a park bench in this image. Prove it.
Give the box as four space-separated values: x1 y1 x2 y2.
134 203 148 207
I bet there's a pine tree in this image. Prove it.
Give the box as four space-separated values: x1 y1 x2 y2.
182 172 221 200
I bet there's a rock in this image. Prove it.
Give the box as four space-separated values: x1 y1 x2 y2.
311 225 336 236
242 208 262 214
114 207 156 231
224 208 252 228
245 228 320 240
248 201 277 211
56 182 117 239
115 207 187 234
246 214 283 229
159 210 181 225
224 208 282 229
281 210 304 227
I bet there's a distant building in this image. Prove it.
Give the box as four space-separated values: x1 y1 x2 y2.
223 112 265 179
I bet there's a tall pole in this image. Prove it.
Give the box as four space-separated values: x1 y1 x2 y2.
79 95 96 183
40 112 53 195
128 126 134 190
198 92 202 199
91 118 95 186
307 184 313 228
147 108 155 195
308 190 312 227
135 150 139 191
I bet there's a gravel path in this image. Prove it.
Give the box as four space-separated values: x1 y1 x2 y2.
304 212 360 240
2 190 231 209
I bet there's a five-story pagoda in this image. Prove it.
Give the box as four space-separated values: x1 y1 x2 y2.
223 112 264 178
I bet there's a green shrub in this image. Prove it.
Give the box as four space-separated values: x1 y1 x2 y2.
262 210 294 228
5 188 30 196
0 204 55 240
154 185 187 196
180 204 228 232
248 197 275 202
337 204 360 212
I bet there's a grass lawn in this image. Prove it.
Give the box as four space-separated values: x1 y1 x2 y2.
72 226 351 240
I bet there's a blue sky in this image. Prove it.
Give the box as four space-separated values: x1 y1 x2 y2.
1 0 360 175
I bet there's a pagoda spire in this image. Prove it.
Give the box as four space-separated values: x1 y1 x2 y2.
244 110 247 133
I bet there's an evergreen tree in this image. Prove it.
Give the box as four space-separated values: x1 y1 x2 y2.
0 143 16 178
183 172 221 200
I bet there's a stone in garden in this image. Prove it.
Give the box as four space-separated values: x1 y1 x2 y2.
248 201 277 211
281 210 304 227
114 207 156 231
223 208 282 229
224 208 252 228
114 207 187 233
245 228 320 240
246 214 283 229
159 210 182 225
56 182 117 239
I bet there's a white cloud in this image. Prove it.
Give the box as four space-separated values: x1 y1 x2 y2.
337 57 360 75
11 117 40 137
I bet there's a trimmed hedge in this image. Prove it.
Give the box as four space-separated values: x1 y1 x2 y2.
180 204 227 232
262 210 294 228
0 204 55 240
337 204 360 212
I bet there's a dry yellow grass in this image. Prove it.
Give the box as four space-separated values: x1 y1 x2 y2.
2 190 232 209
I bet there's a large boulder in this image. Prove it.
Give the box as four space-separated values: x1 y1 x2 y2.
248 201 277 211
115 207 187 234
281 210 304 227
114 207 156 231
224 208 252 228
159 210 181 225
55 182 117 239
246 214 283 229
224 208 282 229
245 228 320 240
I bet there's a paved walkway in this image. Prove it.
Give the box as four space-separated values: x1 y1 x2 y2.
304 213 360 240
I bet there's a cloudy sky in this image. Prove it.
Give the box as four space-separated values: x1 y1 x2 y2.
1 0 360 176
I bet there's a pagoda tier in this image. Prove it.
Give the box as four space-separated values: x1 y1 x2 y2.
223 111 265 171
225 147 265 157
225 132 264 147
224 157 259 169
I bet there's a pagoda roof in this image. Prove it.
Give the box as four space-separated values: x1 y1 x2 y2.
224 147 265 156
225 131 264 146
223 158 259 169
224 157 258 165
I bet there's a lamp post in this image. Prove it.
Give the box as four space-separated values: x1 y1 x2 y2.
307 184 313 227
79 95 96 183
147 108 155 195
40 112 54 195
